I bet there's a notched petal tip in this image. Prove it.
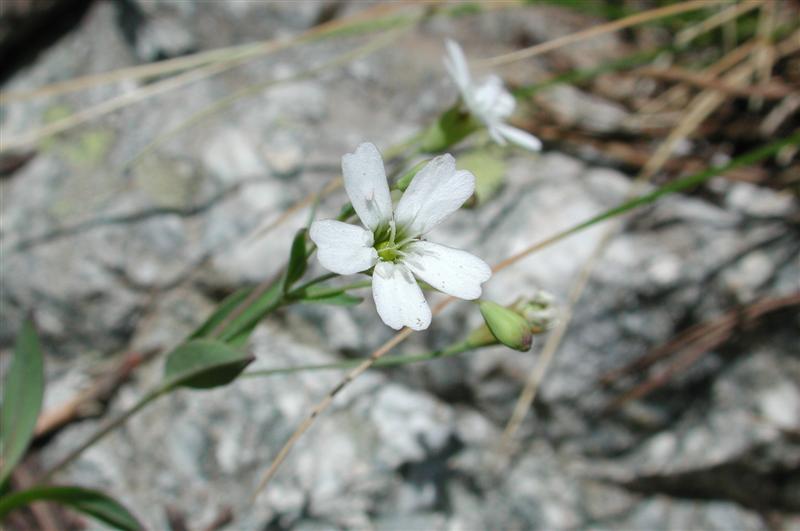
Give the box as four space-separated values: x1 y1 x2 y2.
372 262 432 331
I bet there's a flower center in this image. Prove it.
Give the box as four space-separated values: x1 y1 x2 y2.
376 241 400 262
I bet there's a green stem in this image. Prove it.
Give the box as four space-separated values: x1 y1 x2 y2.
39 388 167 482
288 272 338 296
243 338 477 378
292 279 372 300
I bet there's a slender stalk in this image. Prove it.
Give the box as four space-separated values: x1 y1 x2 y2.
244 339 475 378
39 389 166 482
290 279 372 301
474 0 726 68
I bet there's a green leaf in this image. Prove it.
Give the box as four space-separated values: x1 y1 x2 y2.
189 287 252 340
283 228 308 293
302 293 364 307
336 202 355 221
419 105 480 153
162 339 254 390
0 485 143 530
0 320 44 486
217 280 283 344
458 150 507 205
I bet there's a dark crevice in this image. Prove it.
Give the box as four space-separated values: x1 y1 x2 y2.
0 0 95 85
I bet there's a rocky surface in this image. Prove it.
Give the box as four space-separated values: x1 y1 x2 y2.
2 2 798 530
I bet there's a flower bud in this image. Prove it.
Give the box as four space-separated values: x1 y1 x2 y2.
515 290 558 333
479 300 532 352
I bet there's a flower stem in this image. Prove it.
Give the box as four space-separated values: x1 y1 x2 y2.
39 388 167 482
243 338 476 378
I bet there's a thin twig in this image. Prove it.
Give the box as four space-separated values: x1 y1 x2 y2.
124 28 410 171
498 33 787 448
633 66 792 99
500 225 618 448
473 0 726 68
0 3 424 153
604 293 800 410
250 325 417 500
636 40 757 115
34 349 160 440
675 0 763 46
0 2 419 104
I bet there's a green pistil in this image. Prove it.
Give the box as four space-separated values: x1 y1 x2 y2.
376 241 400 262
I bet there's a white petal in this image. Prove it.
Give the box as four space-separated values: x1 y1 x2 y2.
372 262 431 331
341 142 393 232
487 124 508 145
444 39 471 94
309 219 377 275
472 75 515 120
494 123 542 151
403 241 491 300
394 154 475 237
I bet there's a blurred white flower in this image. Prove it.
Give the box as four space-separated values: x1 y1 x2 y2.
444 39 542 151
310 142 492 331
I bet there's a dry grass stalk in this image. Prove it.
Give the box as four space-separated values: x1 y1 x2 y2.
475 0 727 68
497 30 800 450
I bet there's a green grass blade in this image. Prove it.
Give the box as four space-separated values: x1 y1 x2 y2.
0 485 144 530
0 320 44 486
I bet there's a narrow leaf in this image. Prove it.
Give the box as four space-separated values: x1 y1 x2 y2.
302 293 364 306
162 339 254 390
283 228 308 293
0 485 143 530
189 287 251 340
217 280 283 344
0 320 44 486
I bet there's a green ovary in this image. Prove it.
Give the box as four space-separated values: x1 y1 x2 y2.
376 241 400 262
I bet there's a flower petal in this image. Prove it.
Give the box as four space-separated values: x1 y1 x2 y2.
394 154 475 237
444 39 471 94
309 219 377 275
471 75 515 121
403 241 491 300
494 123 542 151
341 142 393 232
372 262 431 331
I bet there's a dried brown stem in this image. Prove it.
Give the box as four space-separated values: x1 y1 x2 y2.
633 66 793 99
604 293 800 410
475 0 726 68
33 349 160 440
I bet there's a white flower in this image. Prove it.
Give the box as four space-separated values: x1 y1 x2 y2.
309 142 492 331
444 39 542 152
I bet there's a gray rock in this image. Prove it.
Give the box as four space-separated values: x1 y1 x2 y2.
2 3 797 530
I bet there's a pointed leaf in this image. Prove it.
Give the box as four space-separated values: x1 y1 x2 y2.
217 280 283 344
283 228 308 293
0 485 143 530
0 320 44 486
162 339 254 390
189 287 252 340
302 293 364 307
